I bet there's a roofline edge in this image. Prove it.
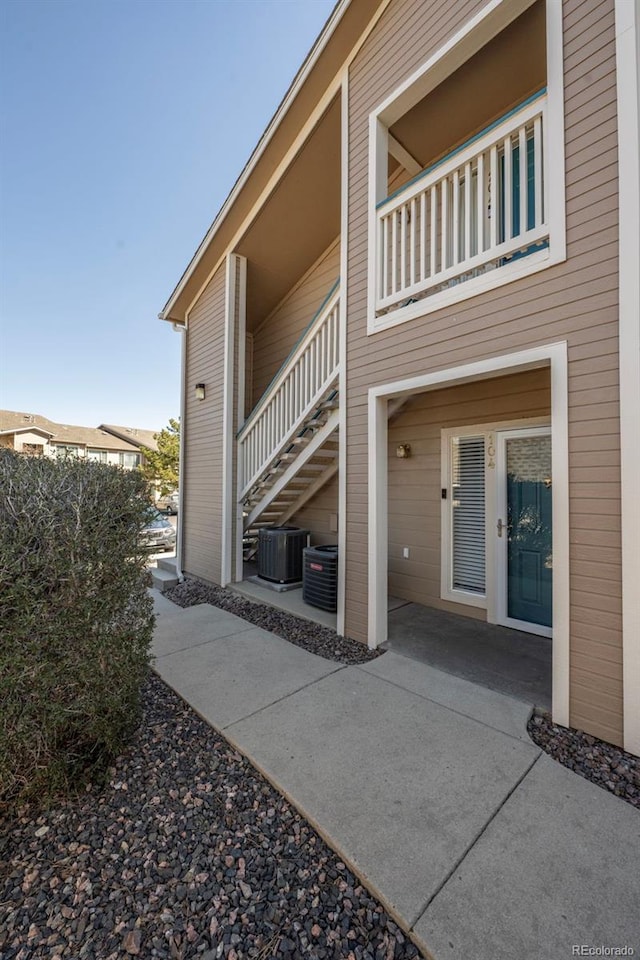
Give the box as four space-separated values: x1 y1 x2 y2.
158 0 351 322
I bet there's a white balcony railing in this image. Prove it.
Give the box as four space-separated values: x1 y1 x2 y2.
376 94 548 314
238 282 340 499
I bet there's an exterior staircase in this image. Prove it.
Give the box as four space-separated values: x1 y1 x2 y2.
238 283 340 558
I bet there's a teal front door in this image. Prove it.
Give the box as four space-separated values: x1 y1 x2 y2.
498 429 552 636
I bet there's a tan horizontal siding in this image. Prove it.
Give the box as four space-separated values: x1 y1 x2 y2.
345 0 622 743
183 263 226 584
289 473 339 546
251 239 340 405
388 370 550 612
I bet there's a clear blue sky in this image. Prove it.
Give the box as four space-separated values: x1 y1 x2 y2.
0 0 334 432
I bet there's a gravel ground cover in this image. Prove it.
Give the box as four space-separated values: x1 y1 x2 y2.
528 712 639 809
164 579 381 666
166 580 640 808
1 672 422 960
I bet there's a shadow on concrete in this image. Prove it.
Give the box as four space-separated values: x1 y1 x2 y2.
386 601 552 710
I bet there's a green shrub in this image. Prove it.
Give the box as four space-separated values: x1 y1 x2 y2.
0 450 155 805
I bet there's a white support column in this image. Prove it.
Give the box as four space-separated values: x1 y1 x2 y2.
368 392 388 649
615 0 640 756
337 67 349 637
545 0 566 263
367 114 389 329
550 341 570 729
221 253 239 587
234 256 248 584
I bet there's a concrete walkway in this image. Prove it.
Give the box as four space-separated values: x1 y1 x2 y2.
151 592 640 960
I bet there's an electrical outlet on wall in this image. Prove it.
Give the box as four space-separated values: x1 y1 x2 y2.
403 547 410 559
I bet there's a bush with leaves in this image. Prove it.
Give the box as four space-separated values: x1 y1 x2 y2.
0 450 155 805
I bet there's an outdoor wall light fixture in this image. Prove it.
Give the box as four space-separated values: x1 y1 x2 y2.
396 444 411 459
195 383 206 401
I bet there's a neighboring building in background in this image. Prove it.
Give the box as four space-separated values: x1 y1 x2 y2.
0 411 157 468
98 424 160 463
99 424 170 502
0 418 56 458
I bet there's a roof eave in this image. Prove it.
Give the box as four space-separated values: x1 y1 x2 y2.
159 0 351 323
0 426 56 437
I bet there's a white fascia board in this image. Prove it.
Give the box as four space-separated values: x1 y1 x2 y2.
0 426 55 437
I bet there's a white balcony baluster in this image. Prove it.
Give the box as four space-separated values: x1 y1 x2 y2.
238 285 340 499
376 96 548 314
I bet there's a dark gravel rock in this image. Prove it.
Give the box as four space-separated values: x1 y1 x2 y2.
165 578 382 666
528 711 639 809
1 672 422 960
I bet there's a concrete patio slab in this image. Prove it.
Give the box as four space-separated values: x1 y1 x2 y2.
360 651 533 742
155 626 342 729
225 666 540 927
387 602 552 709
415 754 640 960
152 603 255 659
232 575 337 630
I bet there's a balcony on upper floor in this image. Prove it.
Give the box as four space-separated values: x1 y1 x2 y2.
368 0 556 331
376 91 548 316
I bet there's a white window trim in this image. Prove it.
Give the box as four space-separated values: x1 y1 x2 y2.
368 343 569 727
441 426 489 610
366 0 566 335
57 444 82 458
440 417 550 612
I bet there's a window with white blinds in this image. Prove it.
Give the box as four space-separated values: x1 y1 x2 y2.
451 435 486 595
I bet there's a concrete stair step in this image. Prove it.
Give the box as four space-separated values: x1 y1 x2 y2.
151 567 179 593
157 556 178 573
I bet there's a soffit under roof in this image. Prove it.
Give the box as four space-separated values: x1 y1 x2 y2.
162 0 386 323
237 96 341 330
390 1 546 172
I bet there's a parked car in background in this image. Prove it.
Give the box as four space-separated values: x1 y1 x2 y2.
156 491 179 515
141 508 176 552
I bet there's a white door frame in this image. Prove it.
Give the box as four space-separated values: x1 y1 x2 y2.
368 341 569 727
495 425 552 638
440 417 550 619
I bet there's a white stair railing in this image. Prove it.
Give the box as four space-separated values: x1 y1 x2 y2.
376 94 548 313
238 283 340 499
